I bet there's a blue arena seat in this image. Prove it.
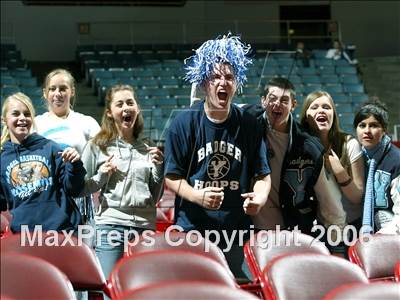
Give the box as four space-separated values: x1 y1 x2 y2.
160 77 180 88
320 75 340 84
336 103 353 114
293 84 305 94
330 93 350 104
341 74 360 84
11 69 32 78
298 68 318 76
301 75 321 84
286 75 302 84
261 58 279 68
318 65 336 74
343 84 364 93
1 85 20 97
351 93 369 105
303 83 323 94
334 59 351 66
92 69 113 92
118 78 140 87
278 66 299 76
0 76 18 86
277 58 295 67
312 49 327 59
17 77 37 87
157 97 177 107
324 83 344 94
315 58 335 67
336 66 357 75
21 86 42 98
111 69 133 79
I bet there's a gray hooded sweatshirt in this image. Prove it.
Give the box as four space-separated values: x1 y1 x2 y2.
81 137 163 229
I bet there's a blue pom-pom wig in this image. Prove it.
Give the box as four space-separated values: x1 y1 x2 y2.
184 33 252 90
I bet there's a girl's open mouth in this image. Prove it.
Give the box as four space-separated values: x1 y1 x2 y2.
122 115 132 123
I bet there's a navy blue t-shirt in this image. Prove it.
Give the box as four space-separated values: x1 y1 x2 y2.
164 101 270 232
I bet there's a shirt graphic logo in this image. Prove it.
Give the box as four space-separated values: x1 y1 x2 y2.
374 170 391 208
207 154 230 180
11 161 49 187
6 156 53 199
284 167 314 206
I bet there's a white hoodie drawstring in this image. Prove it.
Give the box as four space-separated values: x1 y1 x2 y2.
116 138 134 208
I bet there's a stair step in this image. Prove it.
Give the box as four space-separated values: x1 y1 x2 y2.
74 82 102 122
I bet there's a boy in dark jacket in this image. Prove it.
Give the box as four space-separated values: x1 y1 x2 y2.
244 77 346 237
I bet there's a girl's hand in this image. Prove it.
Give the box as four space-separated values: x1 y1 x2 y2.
326 149 344 175
99 155 117 176
146 146 164 165
59 147 80 163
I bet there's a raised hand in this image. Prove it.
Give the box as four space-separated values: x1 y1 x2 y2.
59 147 80 163
99 154 117 176
326 149 344 175
146 145 164 165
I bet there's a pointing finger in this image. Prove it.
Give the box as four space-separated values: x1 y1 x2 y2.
241 192 256 200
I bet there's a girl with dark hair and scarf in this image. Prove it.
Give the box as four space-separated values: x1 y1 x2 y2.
354 100 400 234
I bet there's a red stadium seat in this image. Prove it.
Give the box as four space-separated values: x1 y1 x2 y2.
261 253 369 300
126 230 262 295
109 250 238 299
118 281 260 300
126 231 232 273
323 282 400 300
348 234 400 281
1 232 111 298
0 214 10 238
1 211 13 239
395 261 400 282
1 253 76 300
244 230 330 283
155 188 175 232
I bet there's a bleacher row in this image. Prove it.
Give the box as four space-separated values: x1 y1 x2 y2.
0 43 27 70
80 48 367 136
1 43 368 139
0 44 44 114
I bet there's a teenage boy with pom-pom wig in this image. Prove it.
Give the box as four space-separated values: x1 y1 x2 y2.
164 34 271 279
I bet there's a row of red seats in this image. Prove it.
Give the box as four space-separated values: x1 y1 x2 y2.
1 229 400 299
0 231 256 300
